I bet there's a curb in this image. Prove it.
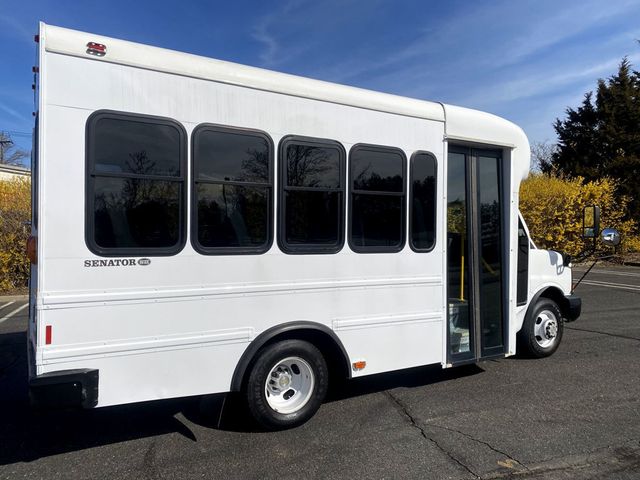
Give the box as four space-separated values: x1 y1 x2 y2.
575 258 640 268
0 295 28 303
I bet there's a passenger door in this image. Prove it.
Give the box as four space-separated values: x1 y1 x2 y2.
446 146 506 364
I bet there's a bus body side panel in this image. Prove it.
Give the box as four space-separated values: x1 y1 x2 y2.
37 47 446 407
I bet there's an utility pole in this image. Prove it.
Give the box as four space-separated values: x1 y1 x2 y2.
0 132 14 164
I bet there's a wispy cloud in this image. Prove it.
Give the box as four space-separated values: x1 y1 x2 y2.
2 0 638 148
0 14 34 46
486 0 640 68
250 0 388 71
458 54 640 109
307 0 639 89
251 0 310 68
0 102 26 121
279 0 640 145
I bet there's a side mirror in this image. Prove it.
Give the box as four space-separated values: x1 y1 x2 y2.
601 228 621 247
582 206 600 239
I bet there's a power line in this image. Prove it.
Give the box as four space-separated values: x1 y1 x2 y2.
2 130 31 137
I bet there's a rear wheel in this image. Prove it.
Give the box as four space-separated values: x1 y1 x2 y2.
245 340 328 430
518 297 564 358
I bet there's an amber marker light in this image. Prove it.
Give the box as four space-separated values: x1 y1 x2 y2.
26 235 37 264
352 360 367 371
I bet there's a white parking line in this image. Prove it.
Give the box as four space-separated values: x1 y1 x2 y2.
0 301 15 312
582 279 640 288
574 268 640 278
580 280 640 292
0 303 29 324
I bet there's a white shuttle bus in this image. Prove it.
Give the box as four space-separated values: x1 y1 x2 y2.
27 23 581 429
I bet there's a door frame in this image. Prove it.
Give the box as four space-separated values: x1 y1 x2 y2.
446 144 508 365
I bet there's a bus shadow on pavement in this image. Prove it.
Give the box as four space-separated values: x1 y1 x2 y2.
0 329 483 464
185 363 485 432
0 330 202 465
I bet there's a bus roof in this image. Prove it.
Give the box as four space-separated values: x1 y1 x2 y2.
42 23 444 122
40 23 530 180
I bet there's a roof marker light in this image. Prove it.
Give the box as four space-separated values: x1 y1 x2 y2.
86 42 107 57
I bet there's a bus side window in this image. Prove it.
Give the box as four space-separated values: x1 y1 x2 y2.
349 144 406 253
410 152 437 251
278 136 346 254
192 124 273 255
86 111 187 256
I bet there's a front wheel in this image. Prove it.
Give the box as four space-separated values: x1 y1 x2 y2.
245 340 328 430
517 297 564 358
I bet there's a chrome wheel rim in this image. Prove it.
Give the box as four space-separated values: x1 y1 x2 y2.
534 309 559 348
264 357 315 414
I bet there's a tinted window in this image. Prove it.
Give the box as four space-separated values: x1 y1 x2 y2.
94 118 181 176
93 178 180 248
410 152 437 251
287 145 340 188
349 145 406 252
284 191 341 245
478 153 504 351
351 149 404 192
197 184 268 248
193 125 273 254
351 195 403 247
86 112 186 255
195 129 269 183
279 137 345 253
517 218 529 305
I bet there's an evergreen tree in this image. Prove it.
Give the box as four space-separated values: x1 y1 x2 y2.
552 58 640 218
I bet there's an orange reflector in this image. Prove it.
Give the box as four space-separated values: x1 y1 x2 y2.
352 360 366 371
45 325 52 345
26 235 37 264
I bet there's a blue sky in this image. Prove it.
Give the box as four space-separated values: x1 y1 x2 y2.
1 0 640 166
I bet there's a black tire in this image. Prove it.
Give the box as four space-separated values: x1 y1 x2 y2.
245 340 328 430
517 297 564 358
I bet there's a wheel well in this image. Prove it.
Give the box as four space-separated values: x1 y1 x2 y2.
231 323 351 392
539 287 569 320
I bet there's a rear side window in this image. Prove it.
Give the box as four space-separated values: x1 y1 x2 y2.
86 111 187 256
279 136 345 254
192 125 273 254
410 152 437 251
349 144 406 252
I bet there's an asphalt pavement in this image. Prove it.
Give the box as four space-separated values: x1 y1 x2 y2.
1 266 639 480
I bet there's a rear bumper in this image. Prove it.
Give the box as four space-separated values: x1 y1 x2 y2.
29 369 99 409
565 294 582 322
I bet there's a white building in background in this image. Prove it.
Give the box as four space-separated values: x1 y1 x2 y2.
0 164 31 181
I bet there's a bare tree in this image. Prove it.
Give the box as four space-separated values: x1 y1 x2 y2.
530 140 557 174
0 132 29 166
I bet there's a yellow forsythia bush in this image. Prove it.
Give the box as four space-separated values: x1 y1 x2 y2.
520 173 639 256
0 177 31 292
